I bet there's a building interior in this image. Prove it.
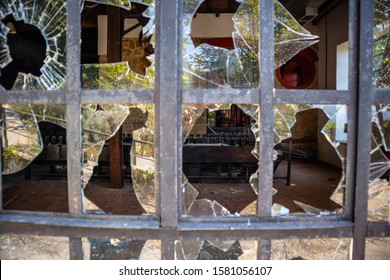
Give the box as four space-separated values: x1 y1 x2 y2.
0 0 389 260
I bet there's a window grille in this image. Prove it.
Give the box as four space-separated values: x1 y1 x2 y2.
0 0 389 260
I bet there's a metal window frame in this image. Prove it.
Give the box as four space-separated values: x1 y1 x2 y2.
0 0 389 260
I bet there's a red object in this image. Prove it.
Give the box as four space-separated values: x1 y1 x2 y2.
198 37 235 49
276 47 318 89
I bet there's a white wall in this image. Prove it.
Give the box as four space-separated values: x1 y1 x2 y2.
305 0 349 167
190 13 236 38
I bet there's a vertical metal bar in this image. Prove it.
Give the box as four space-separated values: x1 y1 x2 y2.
0 107 3 210
257 0 275 260
66 0 83 215
258 0 275 217
352 0 374 260
345 0 359 218
161 240 176 260
257 240 271 260
69 237 84 260
155 0 183 259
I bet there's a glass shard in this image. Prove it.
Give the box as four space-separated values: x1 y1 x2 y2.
87 0 132 10
0 0 67 90
1 105 41 174
183 0 318 89
374 0 390 88
367 179 390 222
81 61 154 89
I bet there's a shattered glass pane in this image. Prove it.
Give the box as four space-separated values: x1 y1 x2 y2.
175 240 251 260
0 0 67 90
82 104 153 214
367 179 390 222
0 105 42 174
130 105 155 214
271 238 352 260
374 0 389 88
87 1 132 10
86 238 160 260
81 62 154 89
0 234 70 260
81 1 155 90
183 0 318 89
368 103 390 222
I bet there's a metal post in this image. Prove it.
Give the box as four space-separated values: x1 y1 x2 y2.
0 106 3 210
69 237 84 260
257 0 275 260
352 0 374 260
66 0 83 215
155 0 183 259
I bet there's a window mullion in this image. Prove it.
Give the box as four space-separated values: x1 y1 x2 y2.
155 0 183 259
352 0 374 260
66 0 83 216
257 0 275 260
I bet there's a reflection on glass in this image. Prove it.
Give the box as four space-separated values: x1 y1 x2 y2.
0 235 69 260
271 238 351 260
0 0 66 90
374 0 389 88
81 1 155 90
84 238 160 260
183 0 318 89
87 238 142 260
367 179 390 222
175 240 255 260
368 103 390 222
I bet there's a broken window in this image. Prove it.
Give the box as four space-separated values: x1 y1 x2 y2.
1 1 156 215
0 0 389 260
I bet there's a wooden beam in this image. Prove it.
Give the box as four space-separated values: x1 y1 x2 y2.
107 6 123 188
109 128 124 188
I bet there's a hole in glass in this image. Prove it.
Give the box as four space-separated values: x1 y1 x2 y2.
0 15 47 89
190 0 240 49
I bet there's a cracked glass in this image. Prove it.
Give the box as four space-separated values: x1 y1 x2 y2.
374 0 389 88
1 1 156 215
175 240 256 260
0 0 389 260
85 238 161 260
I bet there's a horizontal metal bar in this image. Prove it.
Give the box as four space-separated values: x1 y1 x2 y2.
182 88 259 104
0 211 160 229
0 90 66 104
0 89 154 104
180 214 351 224
182 88 349 104
81 89 154 104
0 88 351 105
275 89 349 104
375 89 390 103
0 218 355 241
367 222 390 237
178 221 353 240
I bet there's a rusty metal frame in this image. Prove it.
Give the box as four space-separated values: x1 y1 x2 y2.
0 0 389 260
